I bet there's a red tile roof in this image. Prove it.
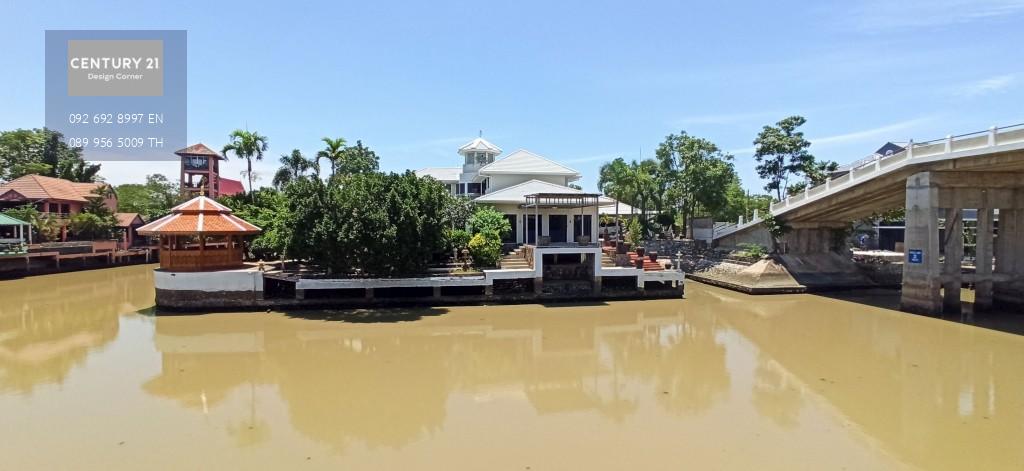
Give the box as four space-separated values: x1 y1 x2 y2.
218 177 246 196
115 212 145 227
0 174 105 203
174 143 223 158
138 196 260 235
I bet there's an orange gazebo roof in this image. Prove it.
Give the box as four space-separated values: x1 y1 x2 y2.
137 196 261 235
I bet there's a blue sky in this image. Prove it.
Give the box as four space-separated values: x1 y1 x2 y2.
2 0 1023 193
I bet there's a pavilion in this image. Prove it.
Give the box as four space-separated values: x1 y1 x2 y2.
0 213 31 253
137 196 260 271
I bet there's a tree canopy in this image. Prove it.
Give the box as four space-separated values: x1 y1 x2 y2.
0 128 101 182
752 116 838 201
655 131 738 233
282 171 456 276
115 174 180 220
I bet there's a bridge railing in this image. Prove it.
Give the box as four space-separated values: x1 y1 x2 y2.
769 123 1024 214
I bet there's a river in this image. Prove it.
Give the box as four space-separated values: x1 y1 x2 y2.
1 264 1022 470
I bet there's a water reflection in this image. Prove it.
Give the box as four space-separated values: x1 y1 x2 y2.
143 304 735 452
3 266 1024 469
0 266 153 394
697 286 1024 470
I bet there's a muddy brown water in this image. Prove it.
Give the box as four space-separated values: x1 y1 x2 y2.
1 264 1023 470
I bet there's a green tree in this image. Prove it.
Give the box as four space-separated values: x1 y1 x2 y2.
655 132 738 235
221 129 269 199
272 149 312 188
598 157 631 241
316 137 347 178
468 206 511 238
282 171 456 276
0 128 100 182
115 174 180 220
219 187 289 260
334 140 379 177
68 187 118 240
753 116 815 201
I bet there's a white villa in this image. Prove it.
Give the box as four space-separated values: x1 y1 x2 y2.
416 137 631 246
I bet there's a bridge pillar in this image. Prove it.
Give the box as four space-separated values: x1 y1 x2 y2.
995 209 1024 308
901 172 942 314
975 208 995 311
901 171 1024 314
941 208 963 313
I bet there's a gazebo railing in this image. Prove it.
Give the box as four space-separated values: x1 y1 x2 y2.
159 247 244 271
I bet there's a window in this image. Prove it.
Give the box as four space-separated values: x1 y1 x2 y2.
466 183 481 194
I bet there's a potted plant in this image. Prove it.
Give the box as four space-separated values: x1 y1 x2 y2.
635 246 645 257
648 251 658 262
634 257 645 269
616 241 627 254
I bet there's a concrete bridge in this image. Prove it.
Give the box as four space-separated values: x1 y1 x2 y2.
713 123 1024 313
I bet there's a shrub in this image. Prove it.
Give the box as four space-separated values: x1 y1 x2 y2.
468 231 502 267
446 228 471 252
625 217 642 247
69 212 116 240
469 206 511 238
736 243 766 259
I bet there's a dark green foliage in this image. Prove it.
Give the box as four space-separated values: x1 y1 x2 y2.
115 174 181 220
446 228 471 252
69 213 115 240
761 213 792 253
283 171 456 276
273 149 313 188
334 140 379 177
68 188 118 240
753 116 838 201
219 187 289 260
656 132 738 233
0 128 101 182
468 206 511 238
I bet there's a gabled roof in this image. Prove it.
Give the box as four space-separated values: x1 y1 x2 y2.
415 167 461 182
478 149 580 178
473 179 582 204
458 137 502 155
175 143 223 158
115 213 145 227
0 174 105 203
218 177 245 196
0 213 30 226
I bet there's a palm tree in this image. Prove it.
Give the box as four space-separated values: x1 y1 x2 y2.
272 149 312 188
221 129 269 200
316 137 347 178
598 157 630 242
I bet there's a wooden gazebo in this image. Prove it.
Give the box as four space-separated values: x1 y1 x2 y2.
137 196 260 271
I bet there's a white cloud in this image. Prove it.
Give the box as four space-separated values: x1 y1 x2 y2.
952 74 1016 98
810 117 935 147
845 0 1024 32
728 116 936 155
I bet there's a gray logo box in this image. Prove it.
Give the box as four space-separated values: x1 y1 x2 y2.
67 39 163 96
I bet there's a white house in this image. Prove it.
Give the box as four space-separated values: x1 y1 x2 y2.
416 137 631 246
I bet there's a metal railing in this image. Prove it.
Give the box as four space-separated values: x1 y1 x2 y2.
768 123 1024 214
